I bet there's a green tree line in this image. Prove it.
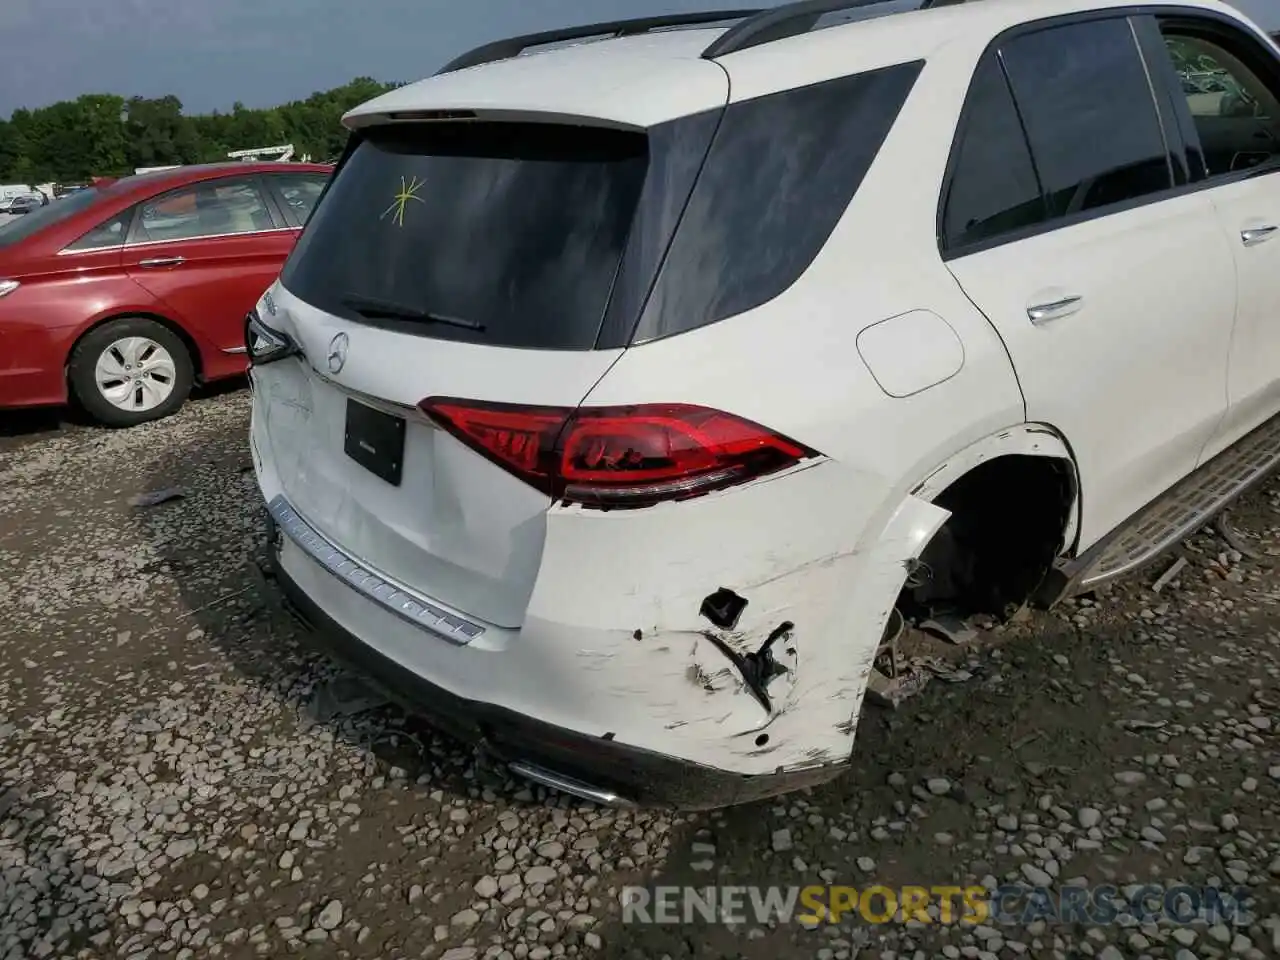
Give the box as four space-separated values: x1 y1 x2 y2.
0 78 401 184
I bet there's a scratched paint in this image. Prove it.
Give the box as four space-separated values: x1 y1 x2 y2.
520 457 951 777
527 424 1076 778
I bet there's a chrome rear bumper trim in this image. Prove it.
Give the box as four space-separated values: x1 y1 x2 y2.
268 494 485 645
506 761 635 808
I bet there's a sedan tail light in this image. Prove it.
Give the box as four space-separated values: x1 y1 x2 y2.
420 398 819 508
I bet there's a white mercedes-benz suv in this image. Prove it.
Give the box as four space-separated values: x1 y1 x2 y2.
247 0 1280 809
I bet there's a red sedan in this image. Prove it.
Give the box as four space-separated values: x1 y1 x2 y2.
0 161 330 426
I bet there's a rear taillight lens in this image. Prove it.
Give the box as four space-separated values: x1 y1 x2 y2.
420 398 819 508
244 309 299 366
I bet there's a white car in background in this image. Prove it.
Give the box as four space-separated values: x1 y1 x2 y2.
246 0 1280 809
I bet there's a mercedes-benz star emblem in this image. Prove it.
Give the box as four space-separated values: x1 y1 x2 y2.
327 333 349 375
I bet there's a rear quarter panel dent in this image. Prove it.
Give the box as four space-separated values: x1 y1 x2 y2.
527 461 950 773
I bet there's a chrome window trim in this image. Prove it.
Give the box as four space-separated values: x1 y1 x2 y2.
56 226 298 256
268 494 485 644
124 227 297 249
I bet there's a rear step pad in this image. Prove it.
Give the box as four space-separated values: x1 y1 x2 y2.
1072 412 1280 593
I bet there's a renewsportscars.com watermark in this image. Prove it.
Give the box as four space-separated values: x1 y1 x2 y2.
621 884 1254 927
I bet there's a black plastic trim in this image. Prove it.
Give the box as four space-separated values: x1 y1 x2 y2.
252 174 291 230
1129 17 1189 188
436 10 763 75
1132 14 1203 183
268 529 848 811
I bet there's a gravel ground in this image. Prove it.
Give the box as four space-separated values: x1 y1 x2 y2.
1 389 1278 960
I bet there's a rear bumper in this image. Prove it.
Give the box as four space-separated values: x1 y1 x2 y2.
0 328 72 409
250 355 952 806
267 511 847 810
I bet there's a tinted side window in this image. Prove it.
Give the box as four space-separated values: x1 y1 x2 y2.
130 179 274 244
942 57 1046 250
65 208 135 251
1001 18 1174 221
271 173 328 227
596 109 722 348
633 61 924 343
1160 24 1280 177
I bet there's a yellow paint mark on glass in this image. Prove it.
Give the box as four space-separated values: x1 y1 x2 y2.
381 175 426 226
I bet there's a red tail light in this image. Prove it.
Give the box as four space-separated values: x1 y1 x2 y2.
419 398 819 508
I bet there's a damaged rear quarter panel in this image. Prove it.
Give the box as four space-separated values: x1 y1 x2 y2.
521 459 949 775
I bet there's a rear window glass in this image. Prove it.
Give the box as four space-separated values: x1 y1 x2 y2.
0 188 100 248
280 123 648 350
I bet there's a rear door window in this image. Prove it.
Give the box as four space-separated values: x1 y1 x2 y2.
129 179 275 244
268 173 329 227
280 123 649 350
999 17 1175 221
942 16 1180 254
941 56 1047 250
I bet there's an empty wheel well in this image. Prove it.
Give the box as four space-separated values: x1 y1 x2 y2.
901 455 1076 621
67 313 203 381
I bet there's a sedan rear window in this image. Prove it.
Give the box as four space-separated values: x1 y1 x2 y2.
0 188 99 248
280 122 649 350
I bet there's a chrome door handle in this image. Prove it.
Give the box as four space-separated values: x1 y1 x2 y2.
1027 295 1083 324
1240 225 1278 246
137 256 186 267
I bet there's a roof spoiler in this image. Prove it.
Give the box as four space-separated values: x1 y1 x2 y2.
434 9 762 75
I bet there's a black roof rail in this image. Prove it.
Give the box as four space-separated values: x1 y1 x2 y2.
435 10 765 76
701 0 962 59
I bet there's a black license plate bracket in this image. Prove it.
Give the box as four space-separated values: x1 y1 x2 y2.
344 398 406 486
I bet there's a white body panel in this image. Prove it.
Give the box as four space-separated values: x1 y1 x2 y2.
945 193 1238 548
250 0 1280 799
258 432 950 772
252 20 1030 777
252 287 621 628
1202 169 1280 460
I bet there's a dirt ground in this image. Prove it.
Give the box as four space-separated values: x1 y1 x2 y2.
1 388 1277 960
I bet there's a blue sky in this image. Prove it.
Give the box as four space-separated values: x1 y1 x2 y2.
0 0 1276 116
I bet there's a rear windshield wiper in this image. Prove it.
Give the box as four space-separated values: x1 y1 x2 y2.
340 294 485 332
